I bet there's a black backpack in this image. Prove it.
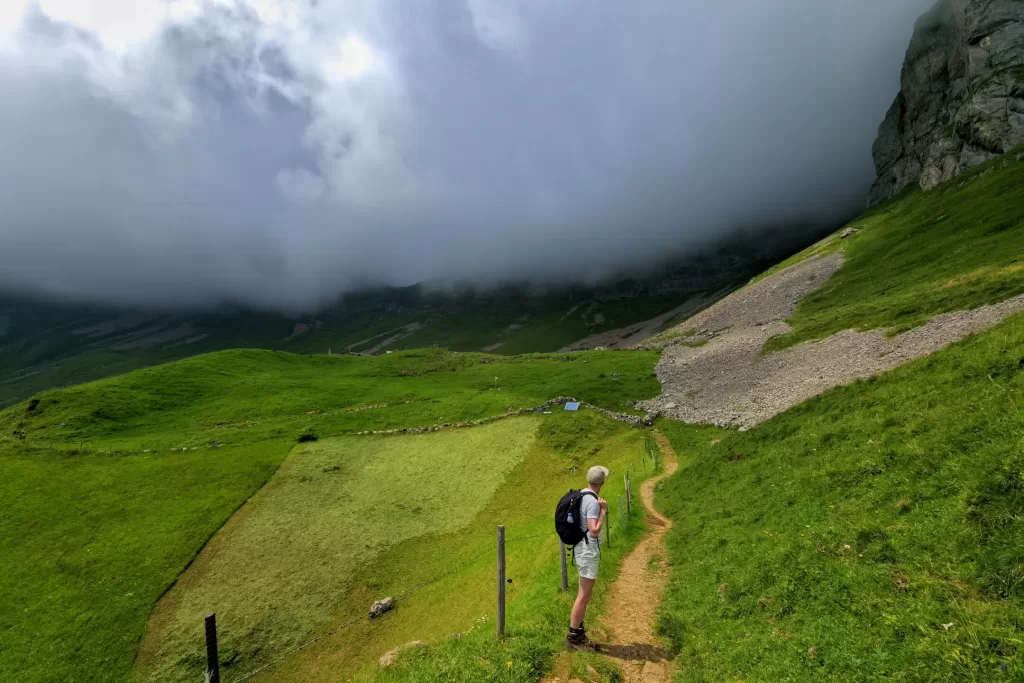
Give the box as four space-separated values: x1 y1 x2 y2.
555 489 597 546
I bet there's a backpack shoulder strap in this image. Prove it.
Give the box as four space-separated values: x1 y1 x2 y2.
577 490 598 546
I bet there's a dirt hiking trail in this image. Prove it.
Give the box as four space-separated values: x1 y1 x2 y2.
543 431 679 683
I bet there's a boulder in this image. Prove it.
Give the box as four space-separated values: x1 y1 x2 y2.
369 597 395 619
378 640 426 668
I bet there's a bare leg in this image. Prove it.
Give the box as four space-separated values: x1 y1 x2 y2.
570 577 596 629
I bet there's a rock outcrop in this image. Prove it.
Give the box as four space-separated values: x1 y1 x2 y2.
369 596 395 619
868 0 1024 205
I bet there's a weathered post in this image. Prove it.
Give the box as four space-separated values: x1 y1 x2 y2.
497 526 506 638
559 542 569 592
619 495 624 525
205 614 220 683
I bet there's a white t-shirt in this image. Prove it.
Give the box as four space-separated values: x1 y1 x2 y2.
579 489 601 540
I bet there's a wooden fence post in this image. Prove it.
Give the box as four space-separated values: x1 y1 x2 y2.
619 495 624 525
559 542 568 592
205 613 220 683
497 526 506 638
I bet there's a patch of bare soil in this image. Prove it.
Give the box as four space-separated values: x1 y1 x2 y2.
596 431 677 683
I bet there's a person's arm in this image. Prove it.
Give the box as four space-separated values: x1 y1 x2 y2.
587 498 608 537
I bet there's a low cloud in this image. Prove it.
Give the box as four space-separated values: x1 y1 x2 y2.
0 0 935 312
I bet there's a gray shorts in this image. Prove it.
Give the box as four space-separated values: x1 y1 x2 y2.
573 537 600 580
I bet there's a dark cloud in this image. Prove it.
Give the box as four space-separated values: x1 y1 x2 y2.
0 0 936 312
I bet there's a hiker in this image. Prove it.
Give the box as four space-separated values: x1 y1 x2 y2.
555 465 608 650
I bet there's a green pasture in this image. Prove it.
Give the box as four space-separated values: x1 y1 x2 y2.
134 411 657 683
0 442 290 683
0 348 660 451
765 146 1024 352
0 346 660 683
657 314 1024 681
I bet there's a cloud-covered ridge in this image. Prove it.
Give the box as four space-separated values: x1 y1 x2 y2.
0 0 936 312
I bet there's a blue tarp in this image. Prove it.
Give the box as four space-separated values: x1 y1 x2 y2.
564 402 580 411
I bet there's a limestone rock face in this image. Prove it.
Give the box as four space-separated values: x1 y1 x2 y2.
868 0 1024 205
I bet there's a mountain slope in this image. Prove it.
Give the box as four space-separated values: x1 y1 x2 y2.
0 229 823 409
0 349 661 683
643 145 1024 679
658 312 1024 681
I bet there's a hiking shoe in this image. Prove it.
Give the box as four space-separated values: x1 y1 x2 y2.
565 626 599 652
565 635 599 652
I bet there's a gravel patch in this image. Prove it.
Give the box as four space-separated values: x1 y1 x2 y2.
636 253 844 350
638 253 1024 428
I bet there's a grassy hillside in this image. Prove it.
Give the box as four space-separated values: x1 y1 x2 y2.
0 442 290 683
765 146 1024 352
139 419 540 682
0 347 661 683
135 412 656 683
648 148 1024 681
0 347 660 450
0 292 677 410
657 314 1024 681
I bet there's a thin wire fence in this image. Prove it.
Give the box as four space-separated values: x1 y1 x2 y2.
224 533 557 683
214 439 661 683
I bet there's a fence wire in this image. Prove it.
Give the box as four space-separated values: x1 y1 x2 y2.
225 531 554 682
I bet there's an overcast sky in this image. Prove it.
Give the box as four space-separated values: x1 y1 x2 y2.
0 0 935 312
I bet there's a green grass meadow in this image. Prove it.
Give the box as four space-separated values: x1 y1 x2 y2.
137 418 540 682
656 314 1024 681
0 343 660 683
135 411 658 683
0 348 660 451
0 442 290 683
765 146 1024 352
352 410 657 683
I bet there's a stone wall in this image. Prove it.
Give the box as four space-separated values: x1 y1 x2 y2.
355 396 653 436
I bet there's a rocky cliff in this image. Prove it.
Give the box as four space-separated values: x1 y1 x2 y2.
868 0 1024 205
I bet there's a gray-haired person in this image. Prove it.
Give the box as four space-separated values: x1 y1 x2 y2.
567 465 608 650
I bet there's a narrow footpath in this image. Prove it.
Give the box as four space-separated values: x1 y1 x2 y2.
544 430 679 683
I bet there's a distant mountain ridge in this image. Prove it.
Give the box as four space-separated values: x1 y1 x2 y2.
869 0 1024 205
0 225 828 408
